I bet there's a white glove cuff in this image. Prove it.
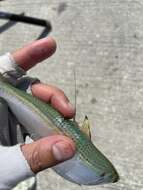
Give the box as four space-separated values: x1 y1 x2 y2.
0 53 26 85
0 145 34 190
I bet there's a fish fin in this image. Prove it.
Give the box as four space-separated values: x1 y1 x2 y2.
79 116 91 139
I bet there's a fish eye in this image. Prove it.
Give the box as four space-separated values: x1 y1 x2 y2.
100 172 106 177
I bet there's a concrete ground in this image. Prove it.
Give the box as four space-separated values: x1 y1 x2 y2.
0 0 143 190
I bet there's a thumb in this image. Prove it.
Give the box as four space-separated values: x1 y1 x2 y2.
21 135 76 173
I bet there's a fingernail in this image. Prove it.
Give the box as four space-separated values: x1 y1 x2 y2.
52 141 75 161
67 102 75 112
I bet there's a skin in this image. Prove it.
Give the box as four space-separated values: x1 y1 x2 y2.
12 37 76 173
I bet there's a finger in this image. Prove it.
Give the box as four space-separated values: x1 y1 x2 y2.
21 135 76 173
12 37 57 71
31 83 75 119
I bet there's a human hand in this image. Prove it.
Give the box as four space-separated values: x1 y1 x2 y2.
13 37 76 173
0 38 76 189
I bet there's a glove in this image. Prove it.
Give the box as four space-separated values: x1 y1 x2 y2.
0 53 35 190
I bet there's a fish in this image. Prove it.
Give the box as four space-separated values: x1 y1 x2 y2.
0 75 119 185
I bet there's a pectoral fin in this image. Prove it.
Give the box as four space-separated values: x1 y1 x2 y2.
79 116 91 139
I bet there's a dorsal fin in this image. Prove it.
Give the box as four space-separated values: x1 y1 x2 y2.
79 116 91 139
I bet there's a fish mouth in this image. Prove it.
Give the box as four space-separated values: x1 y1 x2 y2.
53 154 119 185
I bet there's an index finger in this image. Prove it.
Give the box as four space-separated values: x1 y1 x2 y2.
12 37 57 71
31 83 76 119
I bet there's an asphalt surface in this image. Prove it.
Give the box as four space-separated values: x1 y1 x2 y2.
0 0 143 190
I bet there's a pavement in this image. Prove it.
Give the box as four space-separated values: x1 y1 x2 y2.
0 0 143 190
